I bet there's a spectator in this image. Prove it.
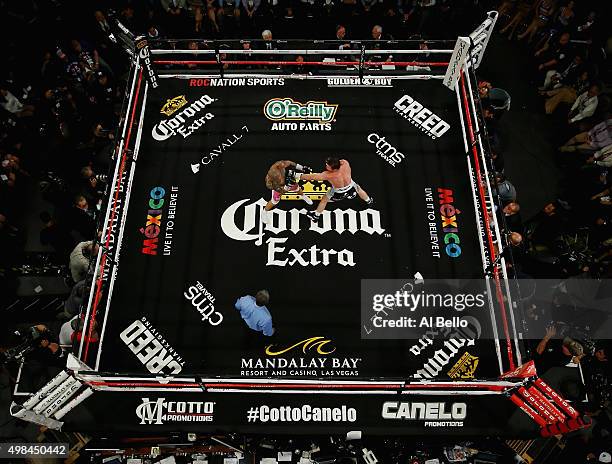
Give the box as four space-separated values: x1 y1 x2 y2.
86 71 115 124
573 11 596 42
161 0 189 36
501 201 522 233
93 10 111 38
56 48 86 88
567 83 601 125
70 39 101 76
369 25 393 64
58 278 91 320
218 0 242 34
498 0 533 40
543 68 590 115
560 117 612 153
59 315 78 347
536 325 586 369
69 240 98 283
407 0 437 36
496 173 517 204
146 24 163 40
335 24 351 49
584 343 610 409
202 0 221 33
70 194 97 240
526 202 566 247
551 0 575 32
0 87 34 118
518 0 557 44
587 144 612 170
40 211 74 259
79 165 105 205
59 316 99 350
535 32 572 74
539 54 584 92
261 29 274 49
242 0 261 35
371 24 383 40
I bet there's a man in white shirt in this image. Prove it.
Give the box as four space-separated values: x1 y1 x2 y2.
69 241 99 283
588 143 612 168
568 83 601 124
0 88 34 117
59 316 78 348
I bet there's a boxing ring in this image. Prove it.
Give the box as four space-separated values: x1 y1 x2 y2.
10 13 592 438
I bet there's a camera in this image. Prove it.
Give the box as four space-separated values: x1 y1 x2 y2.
0 327 47 366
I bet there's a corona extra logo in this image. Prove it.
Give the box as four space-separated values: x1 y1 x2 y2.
160 95 187 116
264 98 338 124
265 337 337 356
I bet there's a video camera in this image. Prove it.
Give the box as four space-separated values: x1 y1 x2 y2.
0 326 49 366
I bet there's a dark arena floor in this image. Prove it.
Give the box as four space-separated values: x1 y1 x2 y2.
81 74 519 383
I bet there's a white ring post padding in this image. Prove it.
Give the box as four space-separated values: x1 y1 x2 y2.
22 370 70 409
32 376 80 414
54 387 94 420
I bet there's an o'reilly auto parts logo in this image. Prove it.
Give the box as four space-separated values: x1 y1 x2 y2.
120 318 185 375
152 95 216 141
264 98 338 131
394 95 450 139
382 401 466 427
367 133 405 167
246 404 357 423
136 398 215 424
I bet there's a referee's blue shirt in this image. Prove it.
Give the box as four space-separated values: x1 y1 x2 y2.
235 296 274 336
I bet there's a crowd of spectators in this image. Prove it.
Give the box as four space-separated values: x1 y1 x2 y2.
483 2 610 280
0 1 519 280
0 0 610 459
474 1 611 460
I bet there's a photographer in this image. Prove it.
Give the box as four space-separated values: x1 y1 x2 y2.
584 343 610 409
42 85 79 140
1 325 64 367
79 165 107 206
535 325 586 371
